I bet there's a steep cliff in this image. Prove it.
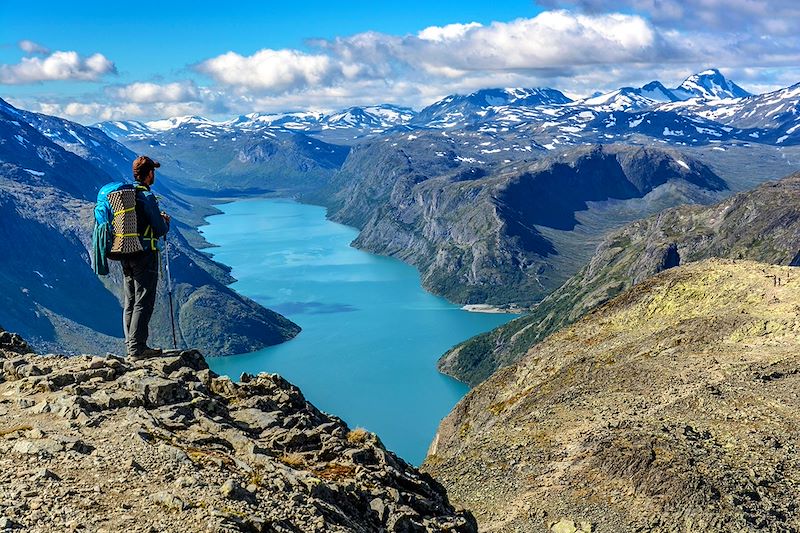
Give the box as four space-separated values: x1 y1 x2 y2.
425 259 800 532
326 138 726 306
441 172 800 386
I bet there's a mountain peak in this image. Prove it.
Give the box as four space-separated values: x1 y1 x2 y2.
145 115 213 131
674 68 751 100
0 97 20 116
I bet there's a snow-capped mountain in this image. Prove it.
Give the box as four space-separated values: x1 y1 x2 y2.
93 69 799 152
2 98 141 181
672 69 751 100
96 104 417 142
658 82 800 145
322 104 416 131
411 88 572 128
578 81 680 111
94 120 153 140
0 97 114 199
661 82 799 127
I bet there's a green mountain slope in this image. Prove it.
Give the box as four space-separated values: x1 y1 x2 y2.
440 172 800 386
424 259 800 531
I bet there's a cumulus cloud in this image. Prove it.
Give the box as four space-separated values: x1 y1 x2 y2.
106 81 200 103
34 100 208 123
417 22 482 41
195 11 672 93
193 8 800 102
18 7 800 124
539 0 800 35
0 50 116 84
415 12 662 73
196 49 360 92
18 40 50 55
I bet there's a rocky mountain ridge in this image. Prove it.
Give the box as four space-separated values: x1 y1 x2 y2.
325 140 727 305
0 328 475 532
93 69 797 149
424 259 800 532
441 171 800 386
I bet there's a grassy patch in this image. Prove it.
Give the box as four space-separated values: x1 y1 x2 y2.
346 427 370 445
279 452 306 468
0 425 32 437
314 462 357 482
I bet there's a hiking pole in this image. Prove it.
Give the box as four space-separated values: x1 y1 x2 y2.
163 235 178 350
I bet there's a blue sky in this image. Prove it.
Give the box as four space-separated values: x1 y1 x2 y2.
2 0 799 123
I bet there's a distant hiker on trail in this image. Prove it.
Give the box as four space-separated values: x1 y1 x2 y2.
91 156 171 359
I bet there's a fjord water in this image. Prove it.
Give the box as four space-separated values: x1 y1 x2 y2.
201 198 516 465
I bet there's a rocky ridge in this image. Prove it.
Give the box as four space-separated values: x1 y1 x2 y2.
440 172 800 386
0 329 474 532
424 259 800 532
327 141 726 306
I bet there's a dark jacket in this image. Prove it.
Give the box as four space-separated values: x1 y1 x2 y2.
134 184 169 251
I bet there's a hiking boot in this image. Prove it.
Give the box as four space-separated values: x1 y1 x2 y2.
129 347 163 361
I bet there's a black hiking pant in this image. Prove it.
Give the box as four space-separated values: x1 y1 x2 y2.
122 252 159 356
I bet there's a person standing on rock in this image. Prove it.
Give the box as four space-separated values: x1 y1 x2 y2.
122 156 171 359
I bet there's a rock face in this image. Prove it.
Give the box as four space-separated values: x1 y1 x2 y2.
0 337 475 532
326 140 726 306
441 172 800 386
424 259 800 532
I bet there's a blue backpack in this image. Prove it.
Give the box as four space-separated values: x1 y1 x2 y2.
92 182 144 275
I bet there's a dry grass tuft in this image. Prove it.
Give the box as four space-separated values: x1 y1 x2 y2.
279 452 306 468
0 425 33 437
315 462 357 481
347 427 370 444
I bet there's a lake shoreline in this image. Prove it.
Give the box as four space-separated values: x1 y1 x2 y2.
461 304 525 314
200 198 517 465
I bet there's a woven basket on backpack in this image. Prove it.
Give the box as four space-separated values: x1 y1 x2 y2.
108 188 144 255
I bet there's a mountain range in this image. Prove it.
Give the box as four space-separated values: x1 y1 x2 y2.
440 172 800 386
95 69 797 148
0 97 300 355
4 67 800 355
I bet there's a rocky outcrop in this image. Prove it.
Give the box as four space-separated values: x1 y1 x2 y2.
424 259 800 532
0 333 475 532
326 139 726 306
441 172 800 386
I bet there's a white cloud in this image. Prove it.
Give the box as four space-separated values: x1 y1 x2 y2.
18 40 50 55
15 8 800 123
106 81 200 103
413 11 661 73
417 22 482 41
0 50 116 84
540 0 800 36
35 100 208 123
194 11 670 93
195 49 360 92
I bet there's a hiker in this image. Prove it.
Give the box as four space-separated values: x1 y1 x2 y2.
120 156 171 358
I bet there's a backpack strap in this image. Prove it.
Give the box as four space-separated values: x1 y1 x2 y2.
113 207 135 217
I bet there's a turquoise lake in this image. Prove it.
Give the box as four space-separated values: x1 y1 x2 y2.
201 198 517 465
